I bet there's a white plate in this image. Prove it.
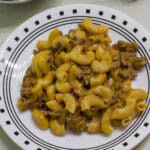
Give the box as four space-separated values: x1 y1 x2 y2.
0 4 150 150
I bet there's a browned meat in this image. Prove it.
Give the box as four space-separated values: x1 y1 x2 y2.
80 66 93 87
22 68 37 87
38 93 49 106
114 41 138 52
67 113 87 134
43 111 61 119
81 66 92 75
83 107 99 118
120 52 136 68
82 75 91 87
21 87 32 98
72 88 84 97
68 29 76 39
118 68 137 80
70 39 85 47
58 110 68 124
111 41 147 81
133 57 147 70
21 67 37 98
17 97 38 111
19 91 48 111
111 60 120 69
25 67 32 76
48 54 56 70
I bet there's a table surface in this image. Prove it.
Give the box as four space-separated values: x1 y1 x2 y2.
0 0 150 149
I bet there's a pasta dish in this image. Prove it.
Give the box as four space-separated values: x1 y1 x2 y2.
17 18 148 136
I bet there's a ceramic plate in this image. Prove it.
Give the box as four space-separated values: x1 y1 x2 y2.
0 4 150 150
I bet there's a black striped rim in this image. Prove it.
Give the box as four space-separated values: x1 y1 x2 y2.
2 16 150 150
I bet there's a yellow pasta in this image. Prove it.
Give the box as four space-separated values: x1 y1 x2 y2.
111 98 136 119
80 18 109 34
32 108 49 130
101 108 114 135
32 50 50 77
46 100 63 112
56 63 70 81
42 71 55 87
56 81 71 93
91 51 112 73
70 45 95 65
55 52 71 67
121 112 136 127
68 65 85 96
37 28 62 50
49 119 66 136
68 64 82 81
123 80 132 91
52 35 71 51
55 93 64 103
46 85 56 100
32 71 55 96
89 34 105 43
88 116 101 134
63 93 77 114
48 28 62 46
71 80 85 96
88 45 98 51
37 40 50 50
111 89 147 120
81 94 106 111
59 52 71 63
129 89 148 101
136 101 147 112
32 79 43 96
75 28 86 39
90 73 107 87
87 85 113 101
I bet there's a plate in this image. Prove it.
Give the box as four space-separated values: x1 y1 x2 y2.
0 4 150 150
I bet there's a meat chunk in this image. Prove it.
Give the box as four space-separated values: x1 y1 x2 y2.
21 67 37 98
43 111 61 119
112 41 147 81
58 110 68 124
118 68 137 80
22 67 36 87
114 41 138 52
21 87 32 98
133 57 147 70
17 97 38 111
83 107 99 118
111 60 120 69
80 66 93 87
48 54 56 70
120 52 136 68
67 113 87 134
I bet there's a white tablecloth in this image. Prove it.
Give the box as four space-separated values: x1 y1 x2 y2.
0 0 150 149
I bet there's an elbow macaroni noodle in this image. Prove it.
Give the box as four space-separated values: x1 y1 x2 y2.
101 108 114 135
17 18 148 136
70 45 95 65
88 116 101 134
32 50 50 77
56 63 70 81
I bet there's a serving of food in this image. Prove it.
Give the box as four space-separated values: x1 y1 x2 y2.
17 17 148 136
0 4 150 150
